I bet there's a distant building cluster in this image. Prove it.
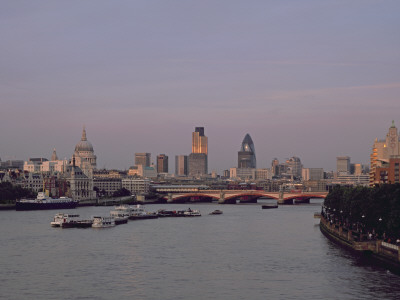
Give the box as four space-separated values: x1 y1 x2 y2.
370 121 400 185
1 121 399 201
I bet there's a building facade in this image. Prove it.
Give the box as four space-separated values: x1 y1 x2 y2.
188 153 208 177
175 155 188 176
188 127 208 176
286 156 303 179
73 127 97 173
135 153 151 167
370 121 400 186
238 134 256 169
157 154 168 173
192 127 208 154
122 178 150 195
337 156 351 175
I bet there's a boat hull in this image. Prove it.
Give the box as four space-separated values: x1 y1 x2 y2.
129 214 158 220
261 205 278 209
16 201 78 211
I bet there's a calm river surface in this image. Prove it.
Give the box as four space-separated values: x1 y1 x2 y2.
1 200 400 300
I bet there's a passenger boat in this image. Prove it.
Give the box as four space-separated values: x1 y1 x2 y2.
17 192 78 211
209 209 223 215
110 210 129 225
128 204 158 220
183 208 201 217
113 204 135 217
157 209 177 217
261 204 278 209
51 213 93 228
92 216 115 228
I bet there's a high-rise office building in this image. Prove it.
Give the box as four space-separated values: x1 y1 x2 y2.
175 155 188 176
286 156 303 178
337 156 350 175
135 153 151 167
238 134 256 168
188 153 207 176
157 154 168 173
192 127 208 154
370 121 400 186
189 127 208 176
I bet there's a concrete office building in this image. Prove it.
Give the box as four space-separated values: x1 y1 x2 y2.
370 121 400 186
135 153 151 167
157 154 168 173
175 155 188 176
337 156 351 175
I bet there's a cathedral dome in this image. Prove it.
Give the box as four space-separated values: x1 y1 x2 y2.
75 127 94 152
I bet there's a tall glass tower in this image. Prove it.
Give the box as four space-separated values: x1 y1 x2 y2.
238 134 256 169
189 127 208 176
192 127 208 154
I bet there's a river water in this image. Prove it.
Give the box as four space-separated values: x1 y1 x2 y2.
1 200 399 300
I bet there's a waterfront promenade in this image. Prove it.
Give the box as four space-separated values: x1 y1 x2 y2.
319 215 400 273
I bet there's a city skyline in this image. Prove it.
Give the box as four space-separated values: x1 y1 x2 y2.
1 1 400 172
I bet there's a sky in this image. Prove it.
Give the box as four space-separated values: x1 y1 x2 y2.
1 0 400 173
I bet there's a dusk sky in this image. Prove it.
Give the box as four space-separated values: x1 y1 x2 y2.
1 0 400 173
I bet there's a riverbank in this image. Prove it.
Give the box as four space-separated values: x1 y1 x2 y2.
319 216 400 274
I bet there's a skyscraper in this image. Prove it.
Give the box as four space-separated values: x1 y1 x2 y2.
337 156 350 175
238 134 256 169
135 153 151 167
157 154 168 173
189 127 208 176
370 121 400 186
286 156 303 178
175 155 188 176
192 127 208 154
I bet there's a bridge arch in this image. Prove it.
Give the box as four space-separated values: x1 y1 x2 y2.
169 193 220 202
224 192 279 201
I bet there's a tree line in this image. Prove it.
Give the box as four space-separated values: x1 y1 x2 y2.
324 184 400 239
0 182 36 203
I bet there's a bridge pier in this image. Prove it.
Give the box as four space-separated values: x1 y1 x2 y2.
167 193 173 203
219 198 236 204
278 198 294 205
294 197 311 204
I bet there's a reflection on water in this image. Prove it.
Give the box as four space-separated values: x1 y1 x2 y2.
1 200 400 300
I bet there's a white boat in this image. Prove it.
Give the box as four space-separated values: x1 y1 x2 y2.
113 204 136 217
51 213 92 228
128 204 158 220
51 213 80 227
183 208 201 217
92 216 115 228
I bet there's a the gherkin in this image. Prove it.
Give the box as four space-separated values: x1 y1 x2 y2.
238 134 256 168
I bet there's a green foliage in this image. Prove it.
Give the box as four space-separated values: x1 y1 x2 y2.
0 182 36 203
324 184 400 238
112 188 131 198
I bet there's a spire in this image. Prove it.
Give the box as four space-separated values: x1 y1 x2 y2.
51 148 58 161
391 120 396 128
81 126 87 141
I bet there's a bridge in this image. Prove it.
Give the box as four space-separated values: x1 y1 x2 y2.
162 190 328 204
